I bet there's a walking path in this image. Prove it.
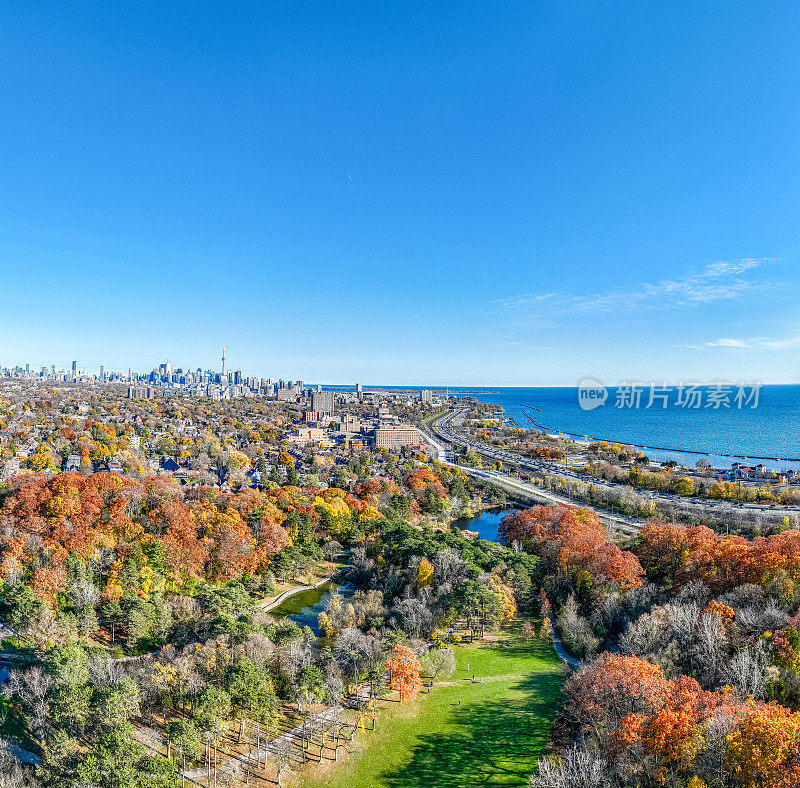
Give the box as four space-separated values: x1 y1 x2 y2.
1 737 40 766
550 627 581 669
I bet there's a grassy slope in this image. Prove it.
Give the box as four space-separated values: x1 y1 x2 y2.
294 624 565 788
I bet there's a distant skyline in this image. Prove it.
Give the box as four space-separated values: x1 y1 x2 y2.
1 2 798 386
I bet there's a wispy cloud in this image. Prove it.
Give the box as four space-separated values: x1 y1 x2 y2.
685 333 800 351
498 259 775 320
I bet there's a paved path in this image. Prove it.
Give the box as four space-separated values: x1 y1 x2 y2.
550 627 581 669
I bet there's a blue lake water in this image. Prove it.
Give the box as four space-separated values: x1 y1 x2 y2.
466 385 800 471
324 384 800 470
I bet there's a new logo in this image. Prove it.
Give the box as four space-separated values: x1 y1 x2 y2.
577 378 607 410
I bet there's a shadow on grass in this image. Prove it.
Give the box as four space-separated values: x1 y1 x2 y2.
379 672 564 788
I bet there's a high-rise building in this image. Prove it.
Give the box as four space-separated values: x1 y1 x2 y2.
356 383 363 399
312 391 335 413
99 366 106 382
421 389 433 404
72 361 77 380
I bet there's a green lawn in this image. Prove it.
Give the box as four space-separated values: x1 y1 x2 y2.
294 623 565 788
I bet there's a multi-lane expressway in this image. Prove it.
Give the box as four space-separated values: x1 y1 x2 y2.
423 408 800 522
420 409 643 538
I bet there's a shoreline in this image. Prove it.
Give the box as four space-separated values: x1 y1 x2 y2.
522 415 800 464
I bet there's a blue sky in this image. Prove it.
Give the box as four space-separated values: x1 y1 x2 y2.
1 1 798 385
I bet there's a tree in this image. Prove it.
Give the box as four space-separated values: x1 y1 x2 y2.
5 666 52 737
49 681 92 736
322 540 342 561
416 557 434 590
167 718 200 768
194 686 231 785
77 722 175 788
726 704 800 788
224 657 275 743
556 594 599 658
0 739 28 788
531 745 607 788
421 647 456 684
77 604 99 642
387 645 423 702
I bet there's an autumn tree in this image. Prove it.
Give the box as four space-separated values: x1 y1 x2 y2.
387 644 423 702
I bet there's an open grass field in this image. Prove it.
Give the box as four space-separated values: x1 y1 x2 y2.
293 623 565 788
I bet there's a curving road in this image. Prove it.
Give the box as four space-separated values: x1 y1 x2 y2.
420 411 643 536
423 409 800 527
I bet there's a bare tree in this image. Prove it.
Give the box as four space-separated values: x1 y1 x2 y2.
557 595 599 659
4 667 52 737
70 578 101 610
422 647 456 684
724 644 770 700
432 548 467 588
272 738 294 788
392 598 432 640
0 739 27 788
322 540 342 561
89 654 124 688
530 745 606 788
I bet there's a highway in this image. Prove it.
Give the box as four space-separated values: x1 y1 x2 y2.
420 412 643 538
423 409 800 519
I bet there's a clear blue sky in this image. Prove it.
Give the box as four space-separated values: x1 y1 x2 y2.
1 1 798 385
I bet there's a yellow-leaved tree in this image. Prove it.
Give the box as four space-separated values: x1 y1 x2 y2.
416 557 434 589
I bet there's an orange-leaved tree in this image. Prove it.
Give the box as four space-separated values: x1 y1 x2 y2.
387 645 423 702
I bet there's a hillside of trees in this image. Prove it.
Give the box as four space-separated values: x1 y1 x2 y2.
500 505 800 787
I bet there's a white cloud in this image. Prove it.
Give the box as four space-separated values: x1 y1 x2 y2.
704 337 752 348
695 334 800 351
498 258 776 320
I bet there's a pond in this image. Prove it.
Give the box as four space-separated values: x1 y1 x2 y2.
269 581 351 636
450 507 520 543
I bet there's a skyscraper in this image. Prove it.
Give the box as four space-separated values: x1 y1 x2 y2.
72 361 77 380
